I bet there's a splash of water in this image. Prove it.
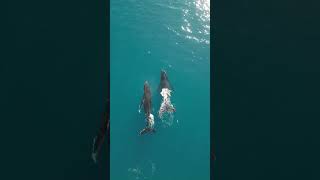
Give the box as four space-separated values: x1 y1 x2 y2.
151 162 156 176
158 88 175 127
128 161 156 180
128 167 146 180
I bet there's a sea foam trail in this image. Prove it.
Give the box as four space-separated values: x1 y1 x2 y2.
158 88 175 120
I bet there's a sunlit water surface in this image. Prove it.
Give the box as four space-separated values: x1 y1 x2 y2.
111 0 210 179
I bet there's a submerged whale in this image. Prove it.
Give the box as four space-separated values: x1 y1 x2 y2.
92 99 110 163
139 81 156 135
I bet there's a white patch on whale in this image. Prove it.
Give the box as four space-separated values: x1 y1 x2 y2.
148 113 154 128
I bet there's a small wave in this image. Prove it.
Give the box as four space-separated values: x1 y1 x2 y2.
128 161 156 180
165 0 210 45
155 3 183 11
160 112 175 127
151 162 156 176
128 167 146 180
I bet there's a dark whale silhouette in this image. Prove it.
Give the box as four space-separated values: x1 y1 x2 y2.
92 99 109 163
139 81 155 135
140 81 152 117
158 70 173 91
158 70 176 117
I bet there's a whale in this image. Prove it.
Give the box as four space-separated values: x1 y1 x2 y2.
91 99 109 163
139 81 156 135
158 70 176 118
140 81 152 117
158 70 173 91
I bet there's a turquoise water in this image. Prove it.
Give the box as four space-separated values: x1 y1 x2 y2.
111 0 210 179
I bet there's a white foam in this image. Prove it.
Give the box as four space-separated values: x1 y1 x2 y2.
128 161 156 180
158 88 175 126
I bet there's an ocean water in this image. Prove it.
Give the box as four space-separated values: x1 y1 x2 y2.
110 0 210 179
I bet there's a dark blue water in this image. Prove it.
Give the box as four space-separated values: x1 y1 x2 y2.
111 0 210 179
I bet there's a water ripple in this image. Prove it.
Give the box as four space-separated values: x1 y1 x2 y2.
163 0 210 45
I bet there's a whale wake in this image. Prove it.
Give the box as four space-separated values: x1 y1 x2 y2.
158 88 175 126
